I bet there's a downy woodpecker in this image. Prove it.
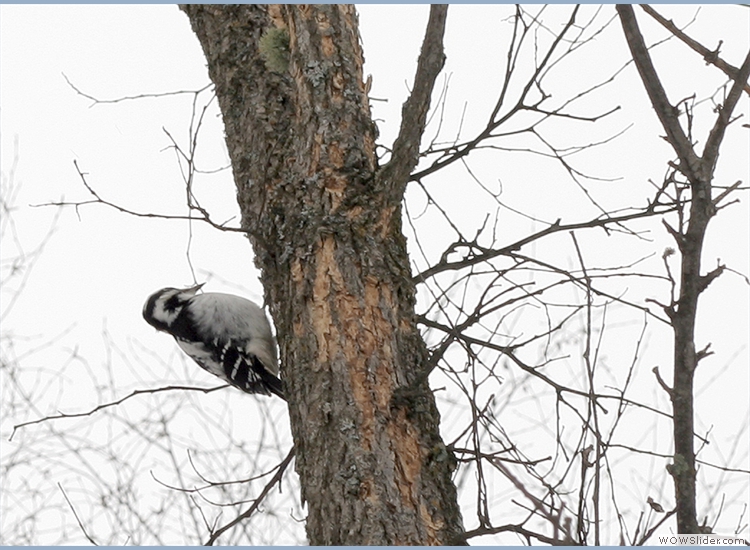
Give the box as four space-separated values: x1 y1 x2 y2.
143 284 283 399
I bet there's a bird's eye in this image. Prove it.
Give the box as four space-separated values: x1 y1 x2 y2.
163 293 184 312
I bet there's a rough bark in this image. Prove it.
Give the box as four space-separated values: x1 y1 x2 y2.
180 4 464 545
617 4 750 535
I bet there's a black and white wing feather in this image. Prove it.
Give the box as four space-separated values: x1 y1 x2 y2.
175 336 283 397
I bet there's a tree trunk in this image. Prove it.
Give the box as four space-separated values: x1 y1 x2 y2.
180 4 464 545
617 4 750 534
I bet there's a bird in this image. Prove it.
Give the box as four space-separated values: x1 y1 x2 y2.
142 284 284 399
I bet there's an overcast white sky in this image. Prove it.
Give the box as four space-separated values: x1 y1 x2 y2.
1 4 748 545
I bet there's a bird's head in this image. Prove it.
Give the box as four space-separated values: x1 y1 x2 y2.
143 284 204 331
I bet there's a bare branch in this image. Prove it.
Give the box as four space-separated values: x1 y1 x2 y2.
637 509 677 545
63 72 213 106
616 5 701 180
413 204 677 283
638 6 750 96
702 50 750 174
10 383 228 440
458 522 573 546
712 180 744 208
31 160 247 233
205 446 296 545
379 4 448 194
652 366 674 397
59 482 99 546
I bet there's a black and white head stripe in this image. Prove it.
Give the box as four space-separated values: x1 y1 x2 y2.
142 284 203 335
143 285 283 399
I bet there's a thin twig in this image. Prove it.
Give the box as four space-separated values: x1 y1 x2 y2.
63 72 213 106
10 384 228 440
59 482 98 545
205 446 296 545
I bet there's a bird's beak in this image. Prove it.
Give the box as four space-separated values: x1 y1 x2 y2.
184 283 204 296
